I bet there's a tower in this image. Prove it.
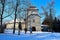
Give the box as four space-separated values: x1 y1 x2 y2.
27 6 41 31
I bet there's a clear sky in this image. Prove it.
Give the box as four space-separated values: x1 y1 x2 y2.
3 0 60 23
31 0 60 17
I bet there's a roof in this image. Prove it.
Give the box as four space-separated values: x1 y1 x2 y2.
29 6 36 8
41 25 48 27
42 19 50 25
5 19 25 24
27 6 38 10
27 14 40 18
41 25 49 28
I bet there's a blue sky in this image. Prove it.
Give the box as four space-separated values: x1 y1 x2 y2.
31 0 60 17
3 0 60 22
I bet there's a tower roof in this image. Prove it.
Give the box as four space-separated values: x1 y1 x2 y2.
27 6 38 10
29 6 36 8
27 14 41 18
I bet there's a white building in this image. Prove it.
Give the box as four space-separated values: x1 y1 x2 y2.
27 6 41 31
6 6 41 31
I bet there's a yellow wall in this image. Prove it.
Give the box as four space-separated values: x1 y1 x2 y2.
6 22 25 30
6 23 14 29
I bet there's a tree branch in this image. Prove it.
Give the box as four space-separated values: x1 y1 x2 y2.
2 13 12 19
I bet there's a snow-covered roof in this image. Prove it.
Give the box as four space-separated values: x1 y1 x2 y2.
41 25 48 27
5 19 25 24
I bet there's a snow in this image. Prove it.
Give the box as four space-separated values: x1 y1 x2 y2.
5 19 25 24
0 29 60 40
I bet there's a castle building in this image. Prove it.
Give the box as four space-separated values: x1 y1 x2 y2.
6 6 41 31
27 6 41 31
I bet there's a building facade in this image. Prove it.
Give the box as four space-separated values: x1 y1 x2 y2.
6 6 41 31
27 6 41 31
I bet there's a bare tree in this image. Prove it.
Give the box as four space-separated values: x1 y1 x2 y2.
0 0 5 28
12 0 31 34
12 0 20 34
17 0 31 34
0 0 14 25
0 0 14 33
41 0 55 31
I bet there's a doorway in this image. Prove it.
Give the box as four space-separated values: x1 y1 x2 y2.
32 27 36 31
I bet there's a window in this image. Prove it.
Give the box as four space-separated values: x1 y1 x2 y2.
33 19 35 22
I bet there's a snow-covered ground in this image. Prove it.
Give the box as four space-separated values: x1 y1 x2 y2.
0 29 60 40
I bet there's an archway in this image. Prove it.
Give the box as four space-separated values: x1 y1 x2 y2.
32 27 36 31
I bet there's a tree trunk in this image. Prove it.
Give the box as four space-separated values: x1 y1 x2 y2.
1 15 2 27
13 13 16 34
0 0 5 33
0 2 4 29
13 1 18 34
